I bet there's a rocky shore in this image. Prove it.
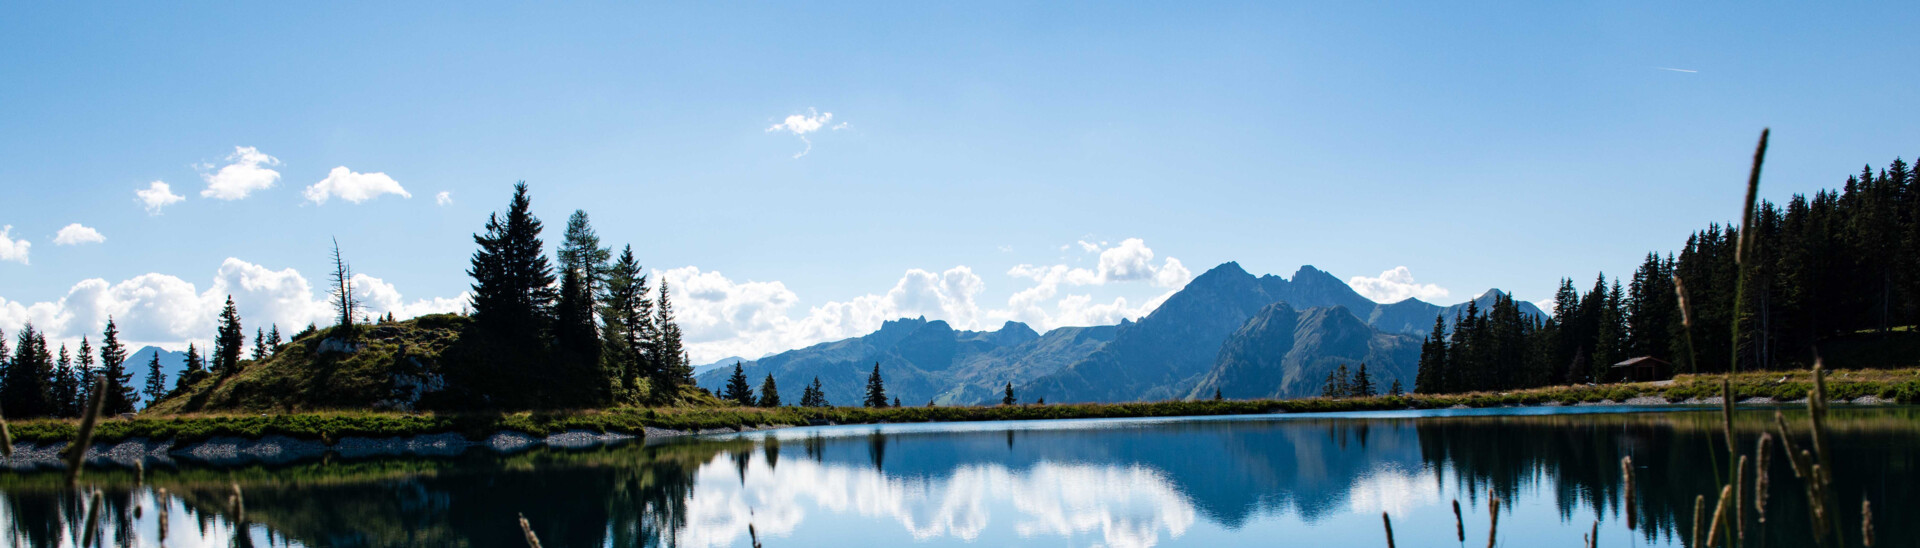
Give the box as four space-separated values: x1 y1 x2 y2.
0 424 792 472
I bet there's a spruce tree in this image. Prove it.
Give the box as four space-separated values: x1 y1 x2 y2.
1002 382 1015 405
143 353 168 408
2 325 54 418
98 319 136 415
758 374 781 407
893 396 900 408
599 245 655 397
557 210 612 298
648 279 690 403
800 377 827 407
177 344 205 394
1388 378 1404 396
74 337 93 415
1320 364 1351 398
1213 387 1222 401
723 362 754 406
554 266 604 403
1414 314 1449 394
1352 363 1374 397
467 182 558 336
51 344 78 417
253 327 268 361
267 324 283 356
864 362 887 408
213 296 244 376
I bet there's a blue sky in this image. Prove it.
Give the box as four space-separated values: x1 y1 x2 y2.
2 2 1915 361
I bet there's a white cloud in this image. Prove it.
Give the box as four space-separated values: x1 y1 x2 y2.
53 223 105 246
765 108 845 158
1077 240 1100 253
0 226 28 264
0 257 465 349
303 166 411 205
1347 266 1450 303
667 239 1188 362
199 146 282 200
435 191 452 206
136 181 186 214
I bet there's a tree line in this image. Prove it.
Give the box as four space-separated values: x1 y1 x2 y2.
443 182 694 409
1417 156 1920 394
0 303 285 419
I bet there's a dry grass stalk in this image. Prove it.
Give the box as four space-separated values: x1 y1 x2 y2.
1453 499 1465 542
157 487 169 542
1381 512 1396 548
1692 495 1706 548
1621 456 1637 531
63 374 108 487
1735 455 1748 541
1485 497 1499 548
1589 519 1598 548
749 523 764 548
1 406 12 457
1735 128 1769 265
1862 498 1875 547
1708 485 1732 547
1755 434 1773 524
519 512 543 548
230 482 246 525
80 488 104 547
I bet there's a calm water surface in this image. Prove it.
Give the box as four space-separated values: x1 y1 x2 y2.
3 406 1916 547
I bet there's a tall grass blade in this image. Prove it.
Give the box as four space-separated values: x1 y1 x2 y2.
519 512 544 548
1382 512 1396 548
64 373 107 487
1453 499 1465 543
1485 497 1499 548
1708 485 1732 547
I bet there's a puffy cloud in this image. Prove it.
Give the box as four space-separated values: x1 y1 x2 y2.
198 146 282 200
0 225 27 264
53 223 105 246
1346 266 1450 304
435 191 452 206
765 108 846 158
0 258 464 349
136 181 186 214
662 265 986 363
303 166 411 205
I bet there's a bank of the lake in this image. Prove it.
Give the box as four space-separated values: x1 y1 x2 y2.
6 367 1916 466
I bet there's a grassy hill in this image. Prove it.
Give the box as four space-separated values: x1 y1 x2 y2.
146 314 471 414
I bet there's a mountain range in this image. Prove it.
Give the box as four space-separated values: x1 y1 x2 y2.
699 262 1541 405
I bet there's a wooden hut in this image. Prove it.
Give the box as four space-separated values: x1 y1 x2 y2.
1609 356 1673 382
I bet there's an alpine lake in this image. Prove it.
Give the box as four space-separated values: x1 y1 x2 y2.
3 405 1916 547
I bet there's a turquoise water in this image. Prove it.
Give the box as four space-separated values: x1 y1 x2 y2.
3 406 1915 547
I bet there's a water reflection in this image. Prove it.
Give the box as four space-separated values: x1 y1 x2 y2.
2 407 1915 547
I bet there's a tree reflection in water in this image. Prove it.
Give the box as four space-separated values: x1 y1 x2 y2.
1 407 1913 547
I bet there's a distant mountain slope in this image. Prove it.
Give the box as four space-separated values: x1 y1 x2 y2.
695 318 1102 406
710 261 1539 405
1187 302 1420 400
127 346 187 406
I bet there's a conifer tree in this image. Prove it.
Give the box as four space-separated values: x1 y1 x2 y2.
864 363 888 408
1388 378 1404 396
554 266 604 402
1213 387 1223 401
467 182 558 336
1414 314 1449 394
143 353 168 408
1002 382 1015 405
1319 364 1350 398
98 318 136 415
74 337 93 415
723 362 754 406
2 325 54 418
557 210 612 298
893 396 900 408
176 344 205 394
758 374 781 407
1352 363 1375 397
213 296 244 376
800 377 827 407
51 344 78 417
599 245 655 396
267 324 283 356
329 237 360 334
253 327 268 361
649 279 691 403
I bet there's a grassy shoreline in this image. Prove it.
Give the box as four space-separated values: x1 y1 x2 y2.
10 368 1917 444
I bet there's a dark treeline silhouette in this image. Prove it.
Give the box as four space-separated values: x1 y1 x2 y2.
0 320 138 419
438 182 695 409
1419 157 1920 394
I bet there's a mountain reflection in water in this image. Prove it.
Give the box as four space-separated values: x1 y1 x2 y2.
2 407 1915 547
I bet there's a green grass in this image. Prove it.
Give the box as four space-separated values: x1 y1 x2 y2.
13 367 1917 444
